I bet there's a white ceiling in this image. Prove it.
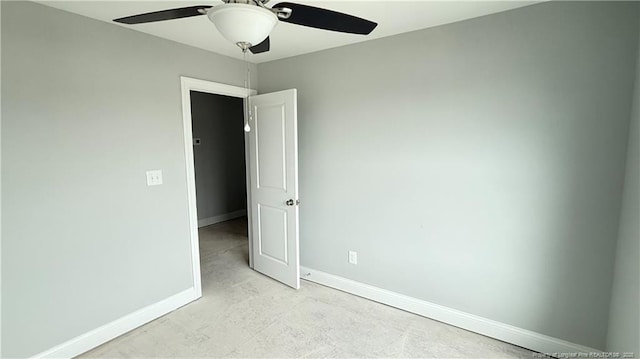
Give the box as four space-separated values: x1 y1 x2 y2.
38 1 539 63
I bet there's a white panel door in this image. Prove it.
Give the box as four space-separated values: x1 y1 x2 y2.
248 89 299 289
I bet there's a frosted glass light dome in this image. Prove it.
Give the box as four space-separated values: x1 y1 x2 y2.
208 4 278 47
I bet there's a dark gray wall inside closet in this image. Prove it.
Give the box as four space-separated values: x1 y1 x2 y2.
190 91 247 220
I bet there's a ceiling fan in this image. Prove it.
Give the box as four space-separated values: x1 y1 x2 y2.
113 0 378 54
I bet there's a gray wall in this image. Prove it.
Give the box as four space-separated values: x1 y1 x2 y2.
606 25 640 354
191 91 246 220
1 2 256 357
258 2 639 349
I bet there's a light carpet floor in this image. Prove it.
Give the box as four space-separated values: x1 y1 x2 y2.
81 217 535 358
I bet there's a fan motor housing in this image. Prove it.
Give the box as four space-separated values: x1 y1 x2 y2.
222 0 270 4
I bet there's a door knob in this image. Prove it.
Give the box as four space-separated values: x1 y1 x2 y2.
286 199 294 206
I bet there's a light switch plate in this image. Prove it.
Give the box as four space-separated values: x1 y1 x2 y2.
146 170 163 186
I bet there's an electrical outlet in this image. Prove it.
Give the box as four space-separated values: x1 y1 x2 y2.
348 251 358 265
146 170 163 186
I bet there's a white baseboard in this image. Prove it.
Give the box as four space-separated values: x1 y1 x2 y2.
32 288 199 359
300 266 601 357
198 209 247 228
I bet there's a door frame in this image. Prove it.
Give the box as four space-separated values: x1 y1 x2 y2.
180 76 257 298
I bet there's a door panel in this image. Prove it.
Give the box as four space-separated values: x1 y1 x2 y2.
257 204 288 264
248 89 299 289
256 104 286 190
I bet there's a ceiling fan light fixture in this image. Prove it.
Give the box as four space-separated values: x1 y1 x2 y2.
208 4 278 49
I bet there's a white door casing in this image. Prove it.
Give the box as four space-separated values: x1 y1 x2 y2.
180 76 255 296
248 89 300 289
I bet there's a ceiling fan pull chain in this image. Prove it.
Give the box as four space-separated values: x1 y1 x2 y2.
244 50 252 133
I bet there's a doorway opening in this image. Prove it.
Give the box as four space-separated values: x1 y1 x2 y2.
191 91 250 296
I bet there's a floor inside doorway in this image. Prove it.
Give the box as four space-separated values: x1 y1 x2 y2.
81 217 534 358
